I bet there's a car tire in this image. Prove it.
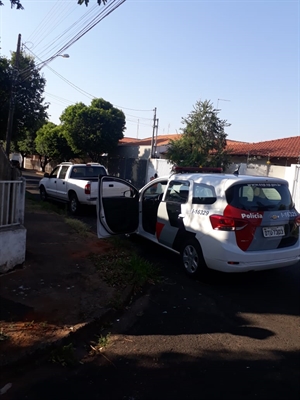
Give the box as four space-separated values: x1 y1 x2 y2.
180 239 207 278
69 192 80 215
39 186 48 202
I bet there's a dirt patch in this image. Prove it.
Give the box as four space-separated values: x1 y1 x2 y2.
0 207 124 367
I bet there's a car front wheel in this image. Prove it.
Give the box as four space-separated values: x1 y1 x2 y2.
39 186 48 202
180 239 207 278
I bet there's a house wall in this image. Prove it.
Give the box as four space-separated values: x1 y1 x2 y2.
113 145 152 160
0 172 26 273
147 158 173 182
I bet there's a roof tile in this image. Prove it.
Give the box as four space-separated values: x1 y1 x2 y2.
121 134 300 158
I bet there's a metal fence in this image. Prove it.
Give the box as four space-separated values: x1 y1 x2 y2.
0 178 26 228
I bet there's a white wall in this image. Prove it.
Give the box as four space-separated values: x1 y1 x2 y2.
286 165 300 212
0 226 27 273
147 158 173 183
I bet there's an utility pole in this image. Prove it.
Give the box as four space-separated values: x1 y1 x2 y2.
154 118 159 157
5 34 21 157
150 107 159 158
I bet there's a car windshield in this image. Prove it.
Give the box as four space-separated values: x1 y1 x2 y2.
226 183 294 211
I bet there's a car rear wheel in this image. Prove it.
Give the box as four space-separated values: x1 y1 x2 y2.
39 186 48 202
69 192 80 215
180 239 207 278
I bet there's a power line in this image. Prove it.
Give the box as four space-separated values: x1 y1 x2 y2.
23 44 154 117
36 0 126 66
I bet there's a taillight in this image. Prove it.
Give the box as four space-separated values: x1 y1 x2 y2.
210 214 248 231
295 215 300 227
85 183 91 195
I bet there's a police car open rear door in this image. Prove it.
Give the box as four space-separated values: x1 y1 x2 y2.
97 176 139 238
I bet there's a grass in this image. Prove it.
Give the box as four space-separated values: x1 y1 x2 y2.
90 244 159 290
25 193 68 215
26 193 92 238
26 192 159 289
64 217 93 238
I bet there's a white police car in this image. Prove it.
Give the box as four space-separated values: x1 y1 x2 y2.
96 167 300 276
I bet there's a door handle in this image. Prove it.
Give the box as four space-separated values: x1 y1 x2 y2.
109 184 114 187
178 214 185 219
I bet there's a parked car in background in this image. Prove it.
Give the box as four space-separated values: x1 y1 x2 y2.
39 162 129 214
97 167 300 277
10 153 22 169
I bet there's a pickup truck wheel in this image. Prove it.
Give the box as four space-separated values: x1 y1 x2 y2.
69 193 80 215
180 239 207 278
39 186 48 202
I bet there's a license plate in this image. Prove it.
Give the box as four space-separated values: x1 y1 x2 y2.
262 226 285 238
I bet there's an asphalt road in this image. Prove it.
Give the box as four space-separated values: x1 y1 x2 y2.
16 171 300 400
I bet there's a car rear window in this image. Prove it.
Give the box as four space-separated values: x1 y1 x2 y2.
226 183 294 211
70 166 107 178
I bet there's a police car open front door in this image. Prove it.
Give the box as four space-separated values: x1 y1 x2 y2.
97 176 139 238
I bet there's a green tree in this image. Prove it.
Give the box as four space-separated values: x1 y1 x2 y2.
0 0 107 8
166 100 231 168
0 1 23 9
35 122 74 172
0 53 48 147
60 98 125 162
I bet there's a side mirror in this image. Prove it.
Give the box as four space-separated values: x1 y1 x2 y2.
44 173 50 178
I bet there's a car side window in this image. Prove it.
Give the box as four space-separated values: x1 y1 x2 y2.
58 166 69 180
144 181 168 197
192 183 217 204
165 181 190 203
49 166 60 178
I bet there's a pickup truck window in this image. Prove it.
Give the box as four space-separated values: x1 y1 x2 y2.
70 166 107 179
50 166 60 178
58 166 69 179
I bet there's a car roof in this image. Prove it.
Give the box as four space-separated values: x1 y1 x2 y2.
166 172 289 187
58 163 105 167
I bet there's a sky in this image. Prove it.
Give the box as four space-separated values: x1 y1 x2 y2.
0 0 299 142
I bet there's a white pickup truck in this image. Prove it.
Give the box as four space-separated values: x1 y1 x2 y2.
38 162 128 214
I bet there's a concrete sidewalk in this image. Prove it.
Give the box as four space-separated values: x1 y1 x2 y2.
0 196 132 367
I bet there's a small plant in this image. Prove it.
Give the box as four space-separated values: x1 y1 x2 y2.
90 333 111 354
50 343 77 367
97 333 110 349
39 321 48 328
0 328 10 341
